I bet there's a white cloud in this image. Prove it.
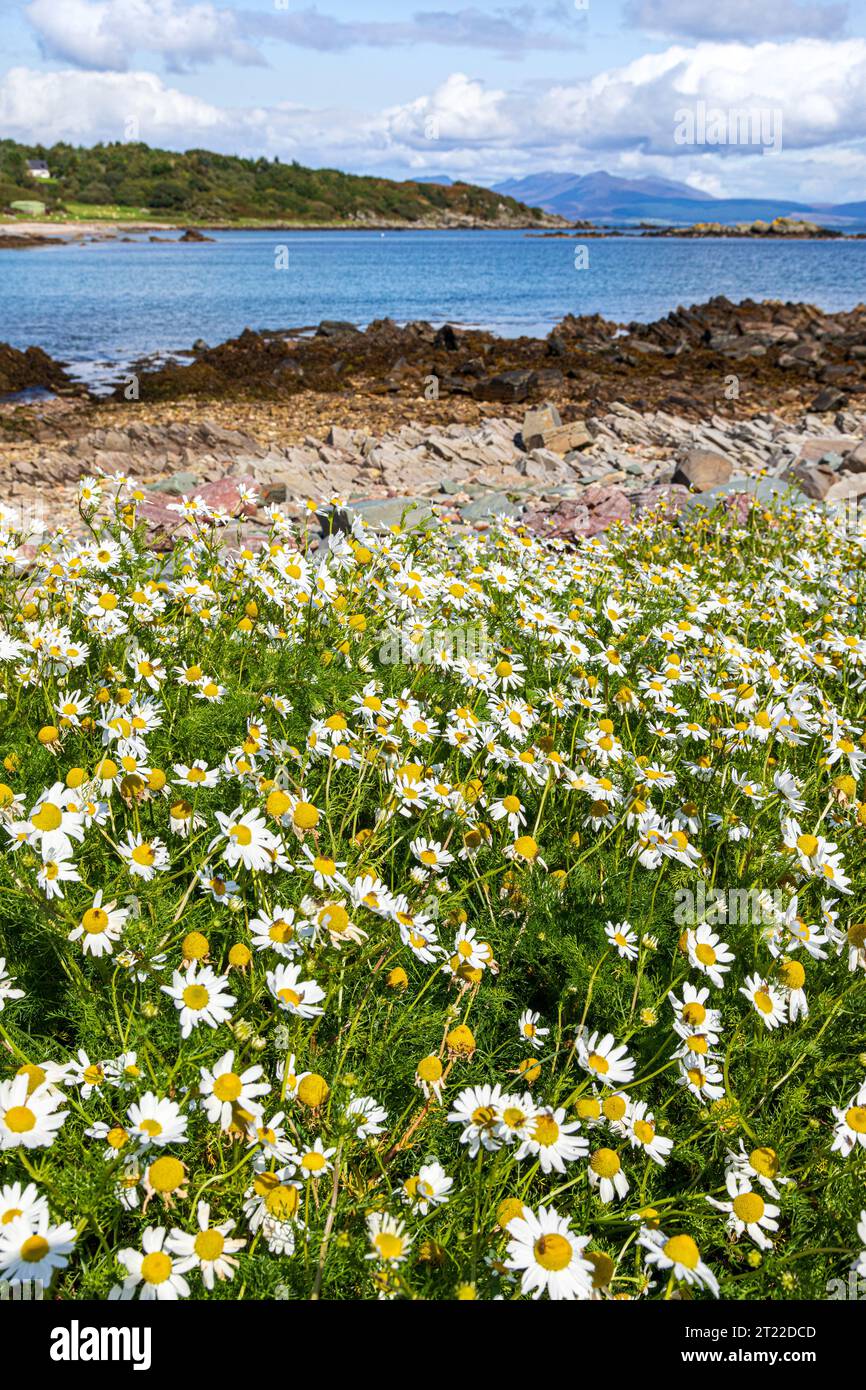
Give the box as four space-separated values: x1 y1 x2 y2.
23 0 584 72
0 65 233 140
626 0 849 41
25 0 264 72
3 37 866 201
381 41 866 158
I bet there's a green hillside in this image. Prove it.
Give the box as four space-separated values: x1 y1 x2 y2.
0 140 551 226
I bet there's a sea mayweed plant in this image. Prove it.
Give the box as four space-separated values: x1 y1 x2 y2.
0 476 865 1302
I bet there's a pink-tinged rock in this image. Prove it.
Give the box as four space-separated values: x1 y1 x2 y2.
722 493 756 526
631 483 690 515
523 487 636 541
194 475 259 516
137 498 184 551
580 484 631 513
580 485 633 535
137 497 181 530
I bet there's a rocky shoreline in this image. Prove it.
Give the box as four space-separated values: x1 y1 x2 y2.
2 295 864 552
121 296 866 415
0 208 565 251
3 388 865 555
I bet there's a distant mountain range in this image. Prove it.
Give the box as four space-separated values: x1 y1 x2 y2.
491 170 866 229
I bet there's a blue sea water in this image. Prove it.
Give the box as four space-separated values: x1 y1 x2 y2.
0 228 863 387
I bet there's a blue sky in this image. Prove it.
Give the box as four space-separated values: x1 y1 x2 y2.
1 0 865 201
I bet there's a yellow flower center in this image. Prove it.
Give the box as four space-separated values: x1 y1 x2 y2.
297 1074 329 1108
194 1230 225 1262
533 1233 572 1272
663 1234 700 1270
4 1105 35 1133
374 1232 404 1261
141 1251 173 1285
147 1157 184 1193
21 1235 50 1263
590 1147 620 1179
213 1073 242 1102
532 1114 560 1147
749 1147 779 1178
82 907 109 934
502 1106 527 1130
293 801 319 829
733 1192 765 1225
265 1185 299 1219
32 803 62 832
182 984 209 1010
320 904 349 934
513 835 538 861
779 961 805 990
471 1105 497 1127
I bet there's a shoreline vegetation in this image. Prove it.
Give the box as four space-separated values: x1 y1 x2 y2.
4 214 864 252
532 216 866 241
0 138 562 236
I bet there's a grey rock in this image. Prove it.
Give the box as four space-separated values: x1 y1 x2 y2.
473 371 534 404
327 425 355 450
320 497 437 535
316 320 360 338
148 471 200 496
811 387 848 413
785 464 836 500
843 442 866 472
538 420 592 455
681 476 809 511
460 492 522 523
795 436 860 464
823 473 866 504
521 404 562 450
672 448 733 492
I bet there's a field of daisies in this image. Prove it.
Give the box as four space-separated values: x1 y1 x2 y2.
0 475 865 1304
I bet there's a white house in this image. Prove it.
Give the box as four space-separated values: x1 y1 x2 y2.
26 159 51 180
